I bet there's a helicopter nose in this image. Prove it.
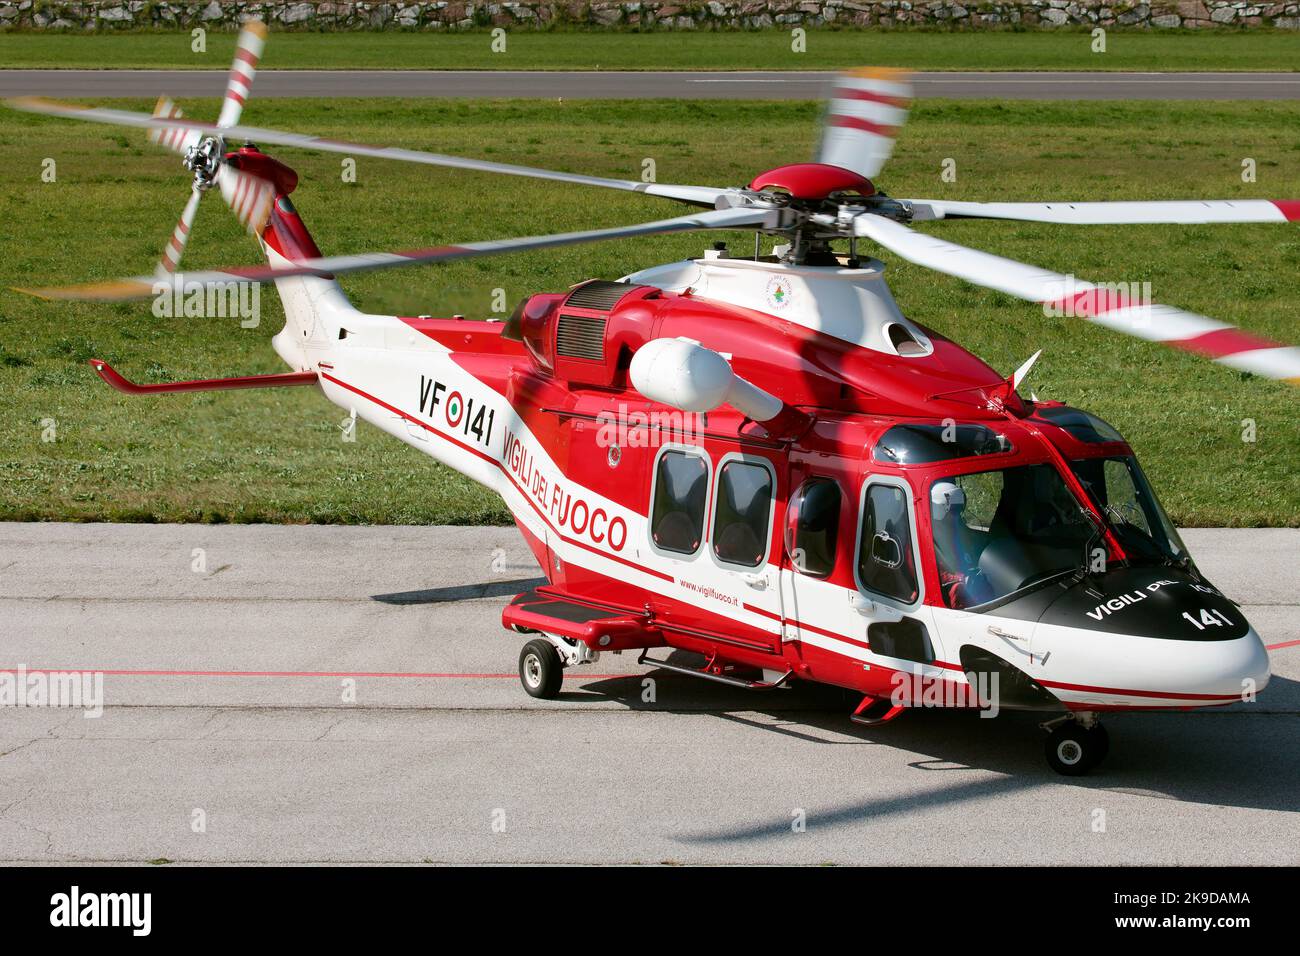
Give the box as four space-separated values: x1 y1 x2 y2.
1156 626 1271 701
1237 627 1272 696
1031 622 1271 710
1025 566 1273 706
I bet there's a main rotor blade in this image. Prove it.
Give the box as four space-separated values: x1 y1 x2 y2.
905 198 1300 225
217 19 267 129
853 213 1300 385
815 68 912 181
18 206 779 302
7 97 729 209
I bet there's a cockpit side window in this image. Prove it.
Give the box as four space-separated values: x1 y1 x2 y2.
930 463 1094 610
856 483 919 605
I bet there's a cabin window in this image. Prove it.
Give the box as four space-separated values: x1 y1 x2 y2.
1033 405 1124 444
857 483 919 605
712 459 774 568
650 450 709 555
872 423 1011 465
785 477 842 578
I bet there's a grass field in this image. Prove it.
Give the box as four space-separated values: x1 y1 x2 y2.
1 28 1299 72
1 97 1298 526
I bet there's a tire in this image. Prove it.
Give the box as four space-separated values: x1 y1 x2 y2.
1044 723 1101 776
519 639 563 700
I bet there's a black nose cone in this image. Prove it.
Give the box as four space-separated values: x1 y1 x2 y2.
1040 566 1248 641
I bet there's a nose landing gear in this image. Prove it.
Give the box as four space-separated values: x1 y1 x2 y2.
518 638 564 700
1041 713 1109 776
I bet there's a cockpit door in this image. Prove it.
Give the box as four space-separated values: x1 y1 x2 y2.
779 473 850 647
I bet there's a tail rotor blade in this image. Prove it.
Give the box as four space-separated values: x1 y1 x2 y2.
853 213 1300 386
816 68 912 181
217 19 267 130
156 184 204 276
216 165 275 235
148 96 201 156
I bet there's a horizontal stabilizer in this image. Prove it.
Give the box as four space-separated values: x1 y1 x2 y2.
89 359 318 395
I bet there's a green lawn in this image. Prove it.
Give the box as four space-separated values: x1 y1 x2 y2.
1 28 1299 71
0 97 1298 526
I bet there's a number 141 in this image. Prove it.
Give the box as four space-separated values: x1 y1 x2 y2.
1182 608 1233 630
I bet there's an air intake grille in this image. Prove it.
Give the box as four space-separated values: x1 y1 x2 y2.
556 313 606 361
565 280 634 311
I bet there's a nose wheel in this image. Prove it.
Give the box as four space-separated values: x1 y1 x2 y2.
518 638 564 700
1043 716 1109 776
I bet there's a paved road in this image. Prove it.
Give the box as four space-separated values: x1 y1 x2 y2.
4 70 1300 100
0 524 1296 864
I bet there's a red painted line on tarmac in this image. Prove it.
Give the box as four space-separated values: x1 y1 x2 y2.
1266 639 1300 651
0 666 636 680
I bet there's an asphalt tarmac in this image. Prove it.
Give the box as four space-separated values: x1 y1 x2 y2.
3 70 1300 100
0 523 1295 864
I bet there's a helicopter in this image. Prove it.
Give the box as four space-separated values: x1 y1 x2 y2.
10 22 1294 775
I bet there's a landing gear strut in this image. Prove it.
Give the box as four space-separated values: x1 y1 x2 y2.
1041 713 1109 776
516 632 599 700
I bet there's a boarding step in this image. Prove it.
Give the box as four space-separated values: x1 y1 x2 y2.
502 588 659 651
850 695 906 726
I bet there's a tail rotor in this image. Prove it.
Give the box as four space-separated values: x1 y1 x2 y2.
142 19 274 276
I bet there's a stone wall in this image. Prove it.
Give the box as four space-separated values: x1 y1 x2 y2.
2 1 1298 31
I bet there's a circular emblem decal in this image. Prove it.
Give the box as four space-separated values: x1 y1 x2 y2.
764 275 794 311
445 391 464 428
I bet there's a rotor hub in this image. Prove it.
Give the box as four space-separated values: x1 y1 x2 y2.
748 163 876 202
183 136 224 191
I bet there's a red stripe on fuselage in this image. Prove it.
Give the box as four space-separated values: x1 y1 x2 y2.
932 658 1241 701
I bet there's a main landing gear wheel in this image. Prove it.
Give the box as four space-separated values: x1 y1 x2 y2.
1044 721 1108 776
519 639 564 700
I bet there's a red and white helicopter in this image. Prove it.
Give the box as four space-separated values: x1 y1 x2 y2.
12 22 1295 774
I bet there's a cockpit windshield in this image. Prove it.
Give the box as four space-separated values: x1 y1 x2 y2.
1068 455 1188 565
930 463 1095 610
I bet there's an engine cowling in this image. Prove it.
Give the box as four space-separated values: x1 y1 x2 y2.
506 280 660 388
